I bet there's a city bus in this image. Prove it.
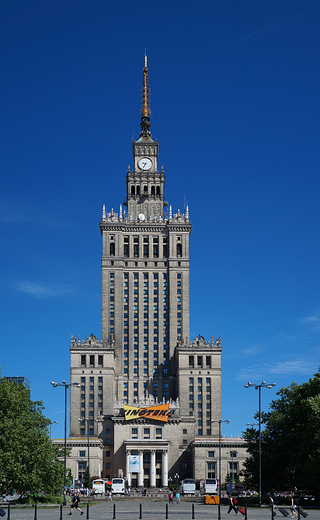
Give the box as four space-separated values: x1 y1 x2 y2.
92 479 105 495
111 477 126 494
180 478 196 495
200 478 218 495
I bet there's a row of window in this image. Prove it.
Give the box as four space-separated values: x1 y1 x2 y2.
130 185 161 197
81 354 103 367
109 236 183 258
189 355 212 368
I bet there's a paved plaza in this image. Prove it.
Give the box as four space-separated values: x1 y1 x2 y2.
0 497 318 520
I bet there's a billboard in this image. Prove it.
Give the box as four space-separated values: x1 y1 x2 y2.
129 455 140 472
124 403 171 422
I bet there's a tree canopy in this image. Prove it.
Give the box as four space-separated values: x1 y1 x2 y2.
242 369 320 498
0 376 64 497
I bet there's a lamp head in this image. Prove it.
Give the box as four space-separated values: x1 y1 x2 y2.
51 381 58 387
225 420 230 424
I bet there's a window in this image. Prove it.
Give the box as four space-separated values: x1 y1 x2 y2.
156 428 162 438
81 355 86 366
208 451 215 457
189 356 194 368
153 237 159 257
144 428 150 439
98 355 103 366
106 462 110 469
183 439 187 444
183 429 187 434
133 236 139 257
207 462 215 478
124 237 129 257
79 451 86 457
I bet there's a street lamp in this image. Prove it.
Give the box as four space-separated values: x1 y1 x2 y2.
244 381 276 508
78 417 99 497
51 380 80 505
49 420 58 439
227 450 238 487
211 419 230 520
174 473 180 492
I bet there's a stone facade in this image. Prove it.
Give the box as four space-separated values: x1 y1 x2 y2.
64 57 247 487
52 438 103 483
191 437 247 482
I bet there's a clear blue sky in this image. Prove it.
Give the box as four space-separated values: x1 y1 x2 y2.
1 0 320 440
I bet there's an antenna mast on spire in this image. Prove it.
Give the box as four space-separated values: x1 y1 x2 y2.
141 53 151 120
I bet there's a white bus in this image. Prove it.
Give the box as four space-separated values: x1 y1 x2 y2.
111 477 126 495
92 479 105 495
180 478 196 495
200 478 218 495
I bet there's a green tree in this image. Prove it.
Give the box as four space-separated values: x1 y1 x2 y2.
242 369 320 498
0 376 64 497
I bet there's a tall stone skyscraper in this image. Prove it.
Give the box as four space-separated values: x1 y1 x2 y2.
69 56 222 487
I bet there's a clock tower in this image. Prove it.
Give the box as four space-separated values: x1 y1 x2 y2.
126 55 165 222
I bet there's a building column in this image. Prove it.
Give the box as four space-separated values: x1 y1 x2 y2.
126 450 131 487
162 449 168 487
138 450 144 487
150 450 156 488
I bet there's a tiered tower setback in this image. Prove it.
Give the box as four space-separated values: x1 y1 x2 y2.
69 56 222 486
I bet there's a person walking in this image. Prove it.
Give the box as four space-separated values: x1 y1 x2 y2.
176 491 180 504
290 496 297 517
226 494 238 515
169 492 173 503
269 494 276 516
68 492 83 515
108 490 113 501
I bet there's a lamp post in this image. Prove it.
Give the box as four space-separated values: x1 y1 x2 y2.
51 380 80 505
78 417 99 497
211 419 230 520
49 420 58 439
174 473 180 492
244 381 276 508
227 450 237 487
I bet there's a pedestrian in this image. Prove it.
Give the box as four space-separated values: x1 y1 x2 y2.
108 490 113 501
226 494 238 515
176 491 180 504
290 496 297 517
68 492 83 516
269 495 276 516
169 492 173 503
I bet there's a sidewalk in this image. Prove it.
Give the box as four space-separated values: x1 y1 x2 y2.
1 498 318 520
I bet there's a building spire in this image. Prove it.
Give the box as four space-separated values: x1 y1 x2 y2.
140 53 151 136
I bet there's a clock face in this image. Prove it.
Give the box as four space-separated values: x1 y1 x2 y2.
138 157 152 171
138 213 146 221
